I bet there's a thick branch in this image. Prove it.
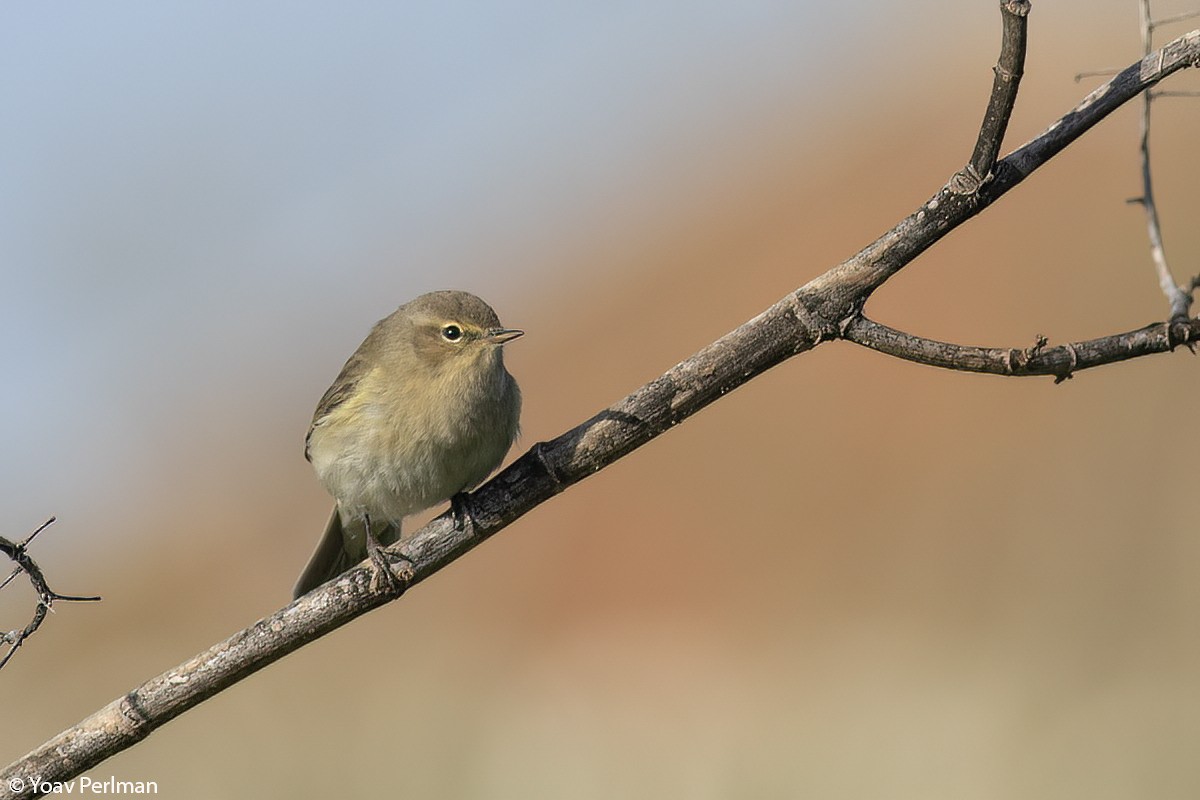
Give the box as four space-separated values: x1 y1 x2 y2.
4 22 1199 800
840 315 1199 381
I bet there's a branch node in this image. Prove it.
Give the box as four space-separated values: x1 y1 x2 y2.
1053 343 1079 384
1164 318 1198 352
949 166 987 195
837 300 866 338
1027 334 1049 357
1003 0 1031 18
120 692 151 729
1002 348 1018 374
993 63 1020 82
532 440 567 490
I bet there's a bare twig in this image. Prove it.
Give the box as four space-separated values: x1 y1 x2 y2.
841 315 1199 382
1074 68 1122 81
1150 8 1200 28
1135 0 1197 320
0 518 102 671
956 0 1031 194
2 14 1198 799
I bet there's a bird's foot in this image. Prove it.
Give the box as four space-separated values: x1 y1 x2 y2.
365 531 411 596
450 492 475 534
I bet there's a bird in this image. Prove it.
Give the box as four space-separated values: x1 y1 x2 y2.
293 290 523 598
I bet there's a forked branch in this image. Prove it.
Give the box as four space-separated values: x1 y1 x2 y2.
0 518 101 671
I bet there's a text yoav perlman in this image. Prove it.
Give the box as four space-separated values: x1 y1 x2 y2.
8 776 158 795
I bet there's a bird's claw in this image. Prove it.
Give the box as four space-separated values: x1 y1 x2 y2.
450 492 475 534
366 531 409 595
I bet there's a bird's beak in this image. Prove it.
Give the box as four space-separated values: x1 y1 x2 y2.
484 327 524 344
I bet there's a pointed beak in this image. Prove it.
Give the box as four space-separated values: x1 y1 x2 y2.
484 327 524 345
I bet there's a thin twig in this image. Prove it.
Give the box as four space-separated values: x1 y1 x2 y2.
1136 0 1196 320
840 315 1199 382
1074 68 1122 81
1150 9 1200 28
958 0 1031 193
0 519 102 671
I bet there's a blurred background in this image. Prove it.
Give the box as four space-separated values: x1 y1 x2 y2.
2 1 1198 797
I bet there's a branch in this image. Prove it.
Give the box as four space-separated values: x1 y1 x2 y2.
1074 68 1122 80
0 519 101 672
800 27 1200 313
1133 0 1198 320
3 15 1198 799
840 315 1199 382
1150 9 1200 28
958 0 1030 193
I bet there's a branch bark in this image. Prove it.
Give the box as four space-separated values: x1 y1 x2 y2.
3 11 1198 799
841 315 1199 382
959 0 1030 193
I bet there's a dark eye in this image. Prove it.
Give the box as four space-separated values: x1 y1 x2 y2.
441 324 463 342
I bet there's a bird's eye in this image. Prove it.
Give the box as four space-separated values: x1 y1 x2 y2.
441 324 463 342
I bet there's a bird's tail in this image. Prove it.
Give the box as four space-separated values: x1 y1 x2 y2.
293 509 400 599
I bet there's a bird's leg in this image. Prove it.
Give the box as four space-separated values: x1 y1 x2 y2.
450 492 476 535
364 515 405 595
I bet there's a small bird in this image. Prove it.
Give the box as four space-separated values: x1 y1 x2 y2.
293 290 523 598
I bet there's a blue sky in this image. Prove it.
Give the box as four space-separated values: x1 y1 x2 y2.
0 1 893 541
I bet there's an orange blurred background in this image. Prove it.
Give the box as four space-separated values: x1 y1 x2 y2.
2 2 1197 798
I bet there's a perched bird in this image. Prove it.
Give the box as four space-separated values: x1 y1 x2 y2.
294 290 523 598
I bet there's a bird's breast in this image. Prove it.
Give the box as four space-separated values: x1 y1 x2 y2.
307 362 518 523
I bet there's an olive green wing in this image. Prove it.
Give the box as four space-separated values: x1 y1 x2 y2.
304 350 370 462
